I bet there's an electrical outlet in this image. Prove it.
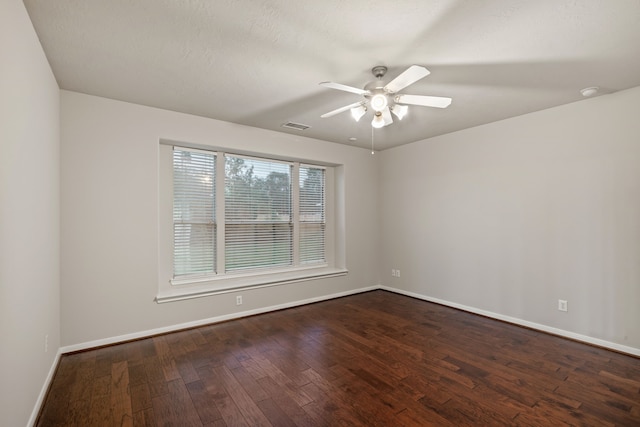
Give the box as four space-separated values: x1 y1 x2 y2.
558 299 568 312
391 269 397 277
236 295 243 306
396 269 401 278
45 334 48 353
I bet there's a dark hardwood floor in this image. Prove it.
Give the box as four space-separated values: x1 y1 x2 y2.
37 290 640 426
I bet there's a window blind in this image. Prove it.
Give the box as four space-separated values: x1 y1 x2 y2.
299 165 326 264
224 155 292 272
173 148 216 276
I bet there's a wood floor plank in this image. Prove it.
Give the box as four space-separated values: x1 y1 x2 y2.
132 407 156 427
304 366 399 426
230 364 270 402
111 361 133 427
130 382 152 413
151 379 202 427
65 395 92 427
175 352 201 384
93 347 114 378
249 353 314 407
213 364 273 426
37 290 640 426
199 365 252 426
87 375 112 426
257 375 317 426
185 380 224 425
256 398 298 427
128 363 147 387
152 335 181 382
141 354 165 385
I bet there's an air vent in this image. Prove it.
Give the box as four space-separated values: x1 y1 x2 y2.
281 122 310 131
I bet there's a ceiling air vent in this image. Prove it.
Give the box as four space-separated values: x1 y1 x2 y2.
281 122 310 131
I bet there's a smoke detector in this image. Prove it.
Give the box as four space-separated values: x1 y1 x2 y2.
580 87 599 97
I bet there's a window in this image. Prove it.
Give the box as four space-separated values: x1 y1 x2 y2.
224 155 293 272
158 143 345 302
173 148 216 276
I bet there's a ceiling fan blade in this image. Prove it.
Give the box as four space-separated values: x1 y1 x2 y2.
320 101 364 118
384 65 430 93
319 81 370 96
395 94 452 108
381 107 393 126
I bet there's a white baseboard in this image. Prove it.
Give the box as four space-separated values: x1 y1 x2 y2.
60 285 379 354
28 350 62 427
379 285 640 358
60 284 640 357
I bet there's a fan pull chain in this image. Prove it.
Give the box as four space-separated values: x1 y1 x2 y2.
371 126 375 155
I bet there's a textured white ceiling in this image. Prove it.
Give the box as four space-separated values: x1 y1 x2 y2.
23 0 640 150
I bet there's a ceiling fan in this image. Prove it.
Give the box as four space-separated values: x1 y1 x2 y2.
319 65 452 128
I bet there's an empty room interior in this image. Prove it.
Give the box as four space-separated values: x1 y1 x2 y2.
2 0 640 425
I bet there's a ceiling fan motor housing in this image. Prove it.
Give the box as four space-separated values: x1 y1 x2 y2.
371 65 387 79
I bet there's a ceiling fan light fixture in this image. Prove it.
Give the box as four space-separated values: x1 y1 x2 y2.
370 93 388 112
371 112 385 128
391 104 408 120
350 105 367 121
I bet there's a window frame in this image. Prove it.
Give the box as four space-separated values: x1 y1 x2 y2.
157 142 347 303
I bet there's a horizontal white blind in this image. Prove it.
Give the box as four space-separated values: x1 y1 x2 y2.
299 165 325 264
173 148 216 276
225 155 292 272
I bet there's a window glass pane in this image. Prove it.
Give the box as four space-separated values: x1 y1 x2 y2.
299 166 325 264
174 223 215 275
173 148 216 276
225 155 292 272
300 223 325 264
225 224 292 270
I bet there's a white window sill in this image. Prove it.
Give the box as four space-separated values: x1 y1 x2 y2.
156 266 348 303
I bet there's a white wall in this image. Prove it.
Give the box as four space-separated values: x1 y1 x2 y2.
0 1 61 426
380 86 640 353
60 91 379 347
